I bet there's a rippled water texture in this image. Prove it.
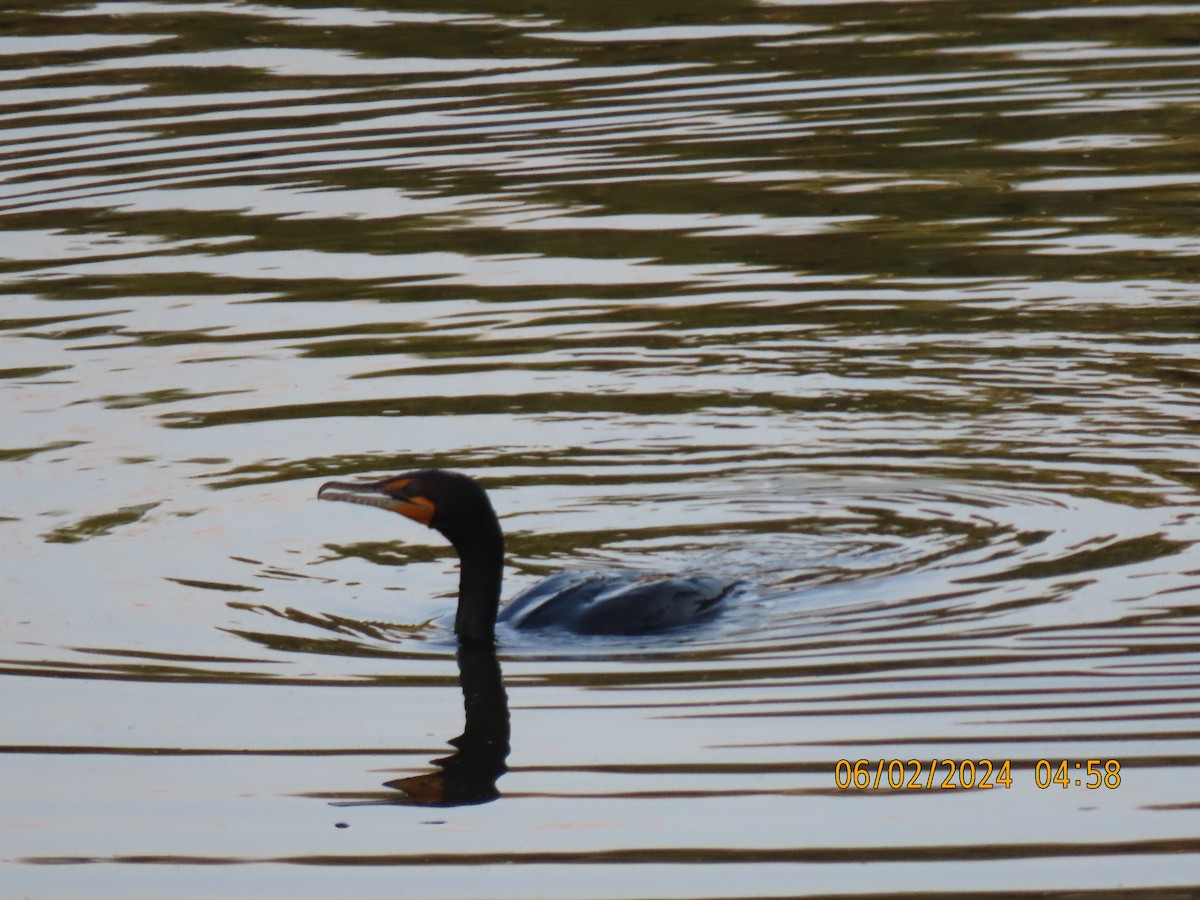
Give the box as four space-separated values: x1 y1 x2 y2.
4 1 1200 896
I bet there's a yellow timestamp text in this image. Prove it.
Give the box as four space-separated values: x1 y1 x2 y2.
833 758 1122 790
1033 759 1121 789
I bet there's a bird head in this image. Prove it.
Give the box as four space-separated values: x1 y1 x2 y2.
317 469 499 549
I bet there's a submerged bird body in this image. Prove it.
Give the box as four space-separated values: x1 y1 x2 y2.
499 570 733 635
317 469 738 644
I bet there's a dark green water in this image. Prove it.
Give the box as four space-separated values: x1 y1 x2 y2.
3 1 1200 896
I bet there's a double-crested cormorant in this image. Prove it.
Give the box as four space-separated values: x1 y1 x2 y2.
317 469 738 645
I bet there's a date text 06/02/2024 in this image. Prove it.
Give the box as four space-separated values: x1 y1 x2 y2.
834 759 1122 791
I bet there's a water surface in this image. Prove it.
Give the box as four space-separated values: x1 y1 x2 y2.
3 0 1200 896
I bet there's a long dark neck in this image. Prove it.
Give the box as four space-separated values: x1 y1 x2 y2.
450 526 505 645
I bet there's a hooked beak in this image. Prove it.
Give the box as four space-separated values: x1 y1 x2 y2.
317 479 436 526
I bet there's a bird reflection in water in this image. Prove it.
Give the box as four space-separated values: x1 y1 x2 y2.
325 644 509 809
382 643 510 807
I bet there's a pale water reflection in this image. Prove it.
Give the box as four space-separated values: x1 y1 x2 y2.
3 0 1200 897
